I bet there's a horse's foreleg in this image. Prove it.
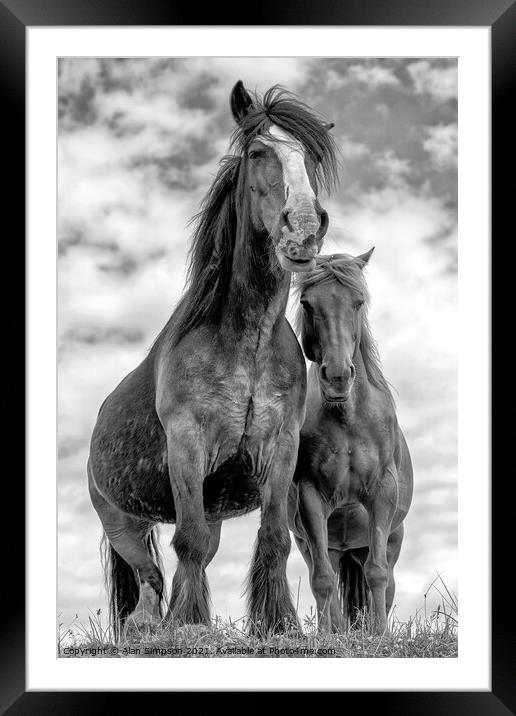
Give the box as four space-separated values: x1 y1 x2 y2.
297 482 343 633
165 426 211 626
386 523 404 615
247 442 300 636
294 535 343 633
363 467 398 634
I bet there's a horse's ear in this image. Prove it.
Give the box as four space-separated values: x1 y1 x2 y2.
230 80 255 125
355 247 375 269
323 122 335 131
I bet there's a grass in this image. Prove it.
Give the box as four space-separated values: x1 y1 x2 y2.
58 575 457 659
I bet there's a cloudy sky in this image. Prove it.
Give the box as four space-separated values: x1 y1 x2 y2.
58 57 457 629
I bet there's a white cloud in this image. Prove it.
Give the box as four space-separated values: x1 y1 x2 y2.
408 61 458 102
186 57 309 97
326 64 400 91
338 135 370 160
374 150 412 187
58 58 102 94
375 102 390 118
422 124 458 168
348 64 400 86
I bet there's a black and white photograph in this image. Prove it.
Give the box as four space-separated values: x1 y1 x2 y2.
56 56 459 660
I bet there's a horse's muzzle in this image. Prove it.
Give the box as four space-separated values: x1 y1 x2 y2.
276 205 329 273
319 363 356 402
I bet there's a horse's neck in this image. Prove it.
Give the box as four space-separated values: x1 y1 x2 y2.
223 228 290 338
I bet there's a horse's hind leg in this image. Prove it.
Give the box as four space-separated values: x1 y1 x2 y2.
328 548 351 631
89 478 164 635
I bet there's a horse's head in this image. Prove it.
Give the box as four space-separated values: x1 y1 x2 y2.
230 81 336 273
298 249 374 403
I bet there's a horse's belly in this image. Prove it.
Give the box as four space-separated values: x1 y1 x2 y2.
94 466 177 523
92 452 262 525
90 408 177 522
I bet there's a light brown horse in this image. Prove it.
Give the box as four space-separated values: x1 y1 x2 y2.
288 251 413 633
88 82 338 639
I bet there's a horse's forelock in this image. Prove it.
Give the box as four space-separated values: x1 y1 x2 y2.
230 85 339 194
294 254 394 406
296 254 369 301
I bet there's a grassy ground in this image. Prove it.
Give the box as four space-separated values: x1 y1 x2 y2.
58 576 457 659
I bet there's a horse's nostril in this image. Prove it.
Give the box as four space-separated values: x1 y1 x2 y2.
321 363 355 384
341 364 354 382
317 209 329 239
280 208 293 233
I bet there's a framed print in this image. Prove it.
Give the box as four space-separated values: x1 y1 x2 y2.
4 0 511 709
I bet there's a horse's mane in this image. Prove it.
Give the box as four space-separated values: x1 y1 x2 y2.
151 86 338 352
294 254 395 405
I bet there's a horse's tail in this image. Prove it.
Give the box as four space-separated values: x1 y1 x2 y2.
100 528 165 642
337 551 369 628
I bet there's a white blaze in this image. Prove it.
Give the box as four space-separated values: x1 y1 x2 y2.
260 124 316 202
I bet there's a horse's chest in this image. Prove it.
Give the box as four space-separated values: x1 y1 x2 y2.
170 332 304 474
206 373 297 477
314 437 382 504
217 385 290 448
216 355 297 421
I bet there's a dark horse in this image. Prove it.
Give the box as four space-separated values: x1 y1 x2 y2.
88 81 338 638
288 251 413 633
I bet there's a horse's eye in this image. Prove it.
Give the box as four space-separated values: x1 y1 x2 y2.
248 149 265 160
354 300 364 311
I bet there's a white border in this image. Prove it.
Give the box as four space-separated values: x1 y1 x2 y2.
28 26 490 691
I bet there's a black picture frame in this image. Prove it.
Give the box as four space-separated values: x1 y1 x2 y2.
5 0 510 711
